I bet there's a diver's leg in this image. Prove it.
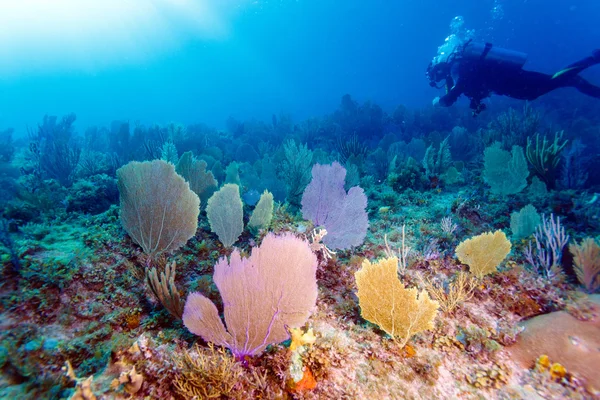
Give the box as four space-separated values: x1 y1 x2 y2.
503 70 558 100
552 50 600 80
571 76 600 99
502 68 600 100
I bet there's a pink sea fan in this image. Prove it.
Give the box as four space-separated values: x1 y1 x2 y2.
301 162 368 249
182 232 318 358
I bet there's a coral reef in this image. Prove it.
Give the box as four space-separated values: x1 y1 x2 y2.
1 100 600 400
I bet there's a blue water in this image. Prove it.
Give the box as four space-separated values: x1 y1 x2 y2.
0 0 598 131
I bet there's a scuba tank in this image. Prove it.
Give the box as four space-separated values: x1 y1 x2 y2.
462 41 527 69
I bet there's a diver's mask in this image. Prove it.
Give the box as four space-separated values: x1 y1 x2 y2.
426 61 450 88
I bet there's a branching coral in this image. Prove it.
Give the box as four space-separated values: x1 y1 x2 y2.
173 343 274 399
525 131 568 184
146 261 184 319
173 343 246 399
422 271 476 313
281 140 313 206
524 213 569 281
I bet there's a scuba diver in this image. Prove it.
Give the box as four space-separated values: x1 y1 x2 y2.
426 40 600 116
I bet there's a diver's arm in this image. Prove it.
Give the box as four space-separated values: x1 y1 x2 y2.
437 80 462 107
437 62 464 106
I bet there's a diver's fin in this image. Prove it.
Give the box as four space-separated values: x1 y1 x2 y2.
552 67 578 79
552 51 600 79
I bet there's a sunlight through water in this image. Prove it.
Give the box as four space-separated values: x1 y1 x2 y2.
0 0 248 75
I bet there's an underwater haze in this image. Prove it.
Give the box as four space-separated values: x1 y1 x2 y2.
0 0 598 130
1 1 600 399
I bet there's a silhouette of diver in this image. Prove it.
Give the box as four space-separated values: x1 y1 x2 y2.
426 40 600 116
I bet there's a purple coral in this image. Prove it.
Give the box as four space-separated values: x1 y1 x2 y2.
301 162 368 249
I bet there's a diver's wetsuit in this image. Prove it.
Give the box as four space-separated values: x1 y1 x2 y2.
438 50 600 113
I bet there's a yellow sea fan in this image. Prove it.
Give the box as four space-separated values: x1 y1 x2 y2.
455 230 511 278
354 257 439 348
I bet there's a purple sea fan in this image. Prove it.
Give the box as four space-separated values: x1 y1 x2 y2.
301 162 368 249
182 232 318 359
301 162 347 225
